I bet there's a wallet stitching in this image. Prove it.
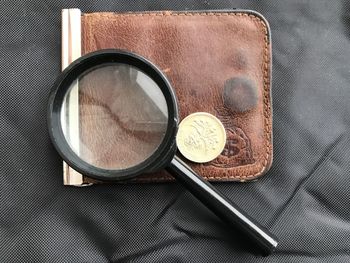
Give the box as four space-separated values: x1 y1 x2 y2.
83 12 271 181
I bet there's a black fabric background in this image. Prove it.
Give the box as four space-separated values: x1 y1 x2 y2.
1 1 350 262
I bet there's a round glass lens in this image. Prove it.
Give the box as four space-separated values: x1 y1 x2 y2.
60 63 169 170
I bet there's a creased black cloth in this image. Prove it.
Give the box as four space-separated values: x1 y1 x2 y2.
1 1 350 262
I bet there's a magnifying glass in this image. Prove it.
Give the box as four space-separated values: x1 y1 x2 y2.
48 49 278 255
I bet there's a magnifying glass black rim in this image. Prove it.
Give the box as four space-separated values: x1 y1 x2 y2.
48 49 179 181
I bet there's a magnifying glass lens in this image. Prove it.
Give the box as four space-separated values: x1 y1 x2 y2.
61 63 168 170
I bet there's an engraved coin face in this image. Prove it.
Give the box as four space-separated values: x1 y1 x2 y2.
176 112 227 163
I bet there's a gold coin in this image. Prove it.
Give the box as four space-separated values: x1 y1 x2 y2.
176 112 226 163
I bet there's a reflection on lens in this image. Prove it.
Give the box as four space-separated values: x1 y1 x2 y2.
60 63 168 170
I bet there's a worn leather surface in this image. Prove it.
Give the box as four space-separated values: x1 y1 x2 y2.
76 10 272 182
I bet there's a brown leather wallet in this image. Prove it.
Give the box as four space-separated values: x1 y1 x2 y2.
68 10 272 183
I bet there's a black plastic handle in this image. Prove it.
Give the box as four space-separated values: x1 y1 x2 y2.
166 155 278 255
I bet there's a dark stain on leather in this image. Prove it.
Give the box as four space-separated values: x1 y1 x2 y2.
223 77 258 113
232 50 248 70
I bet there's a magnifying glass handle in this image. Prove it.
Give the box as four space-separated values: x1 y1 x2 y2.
166 155 278 255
